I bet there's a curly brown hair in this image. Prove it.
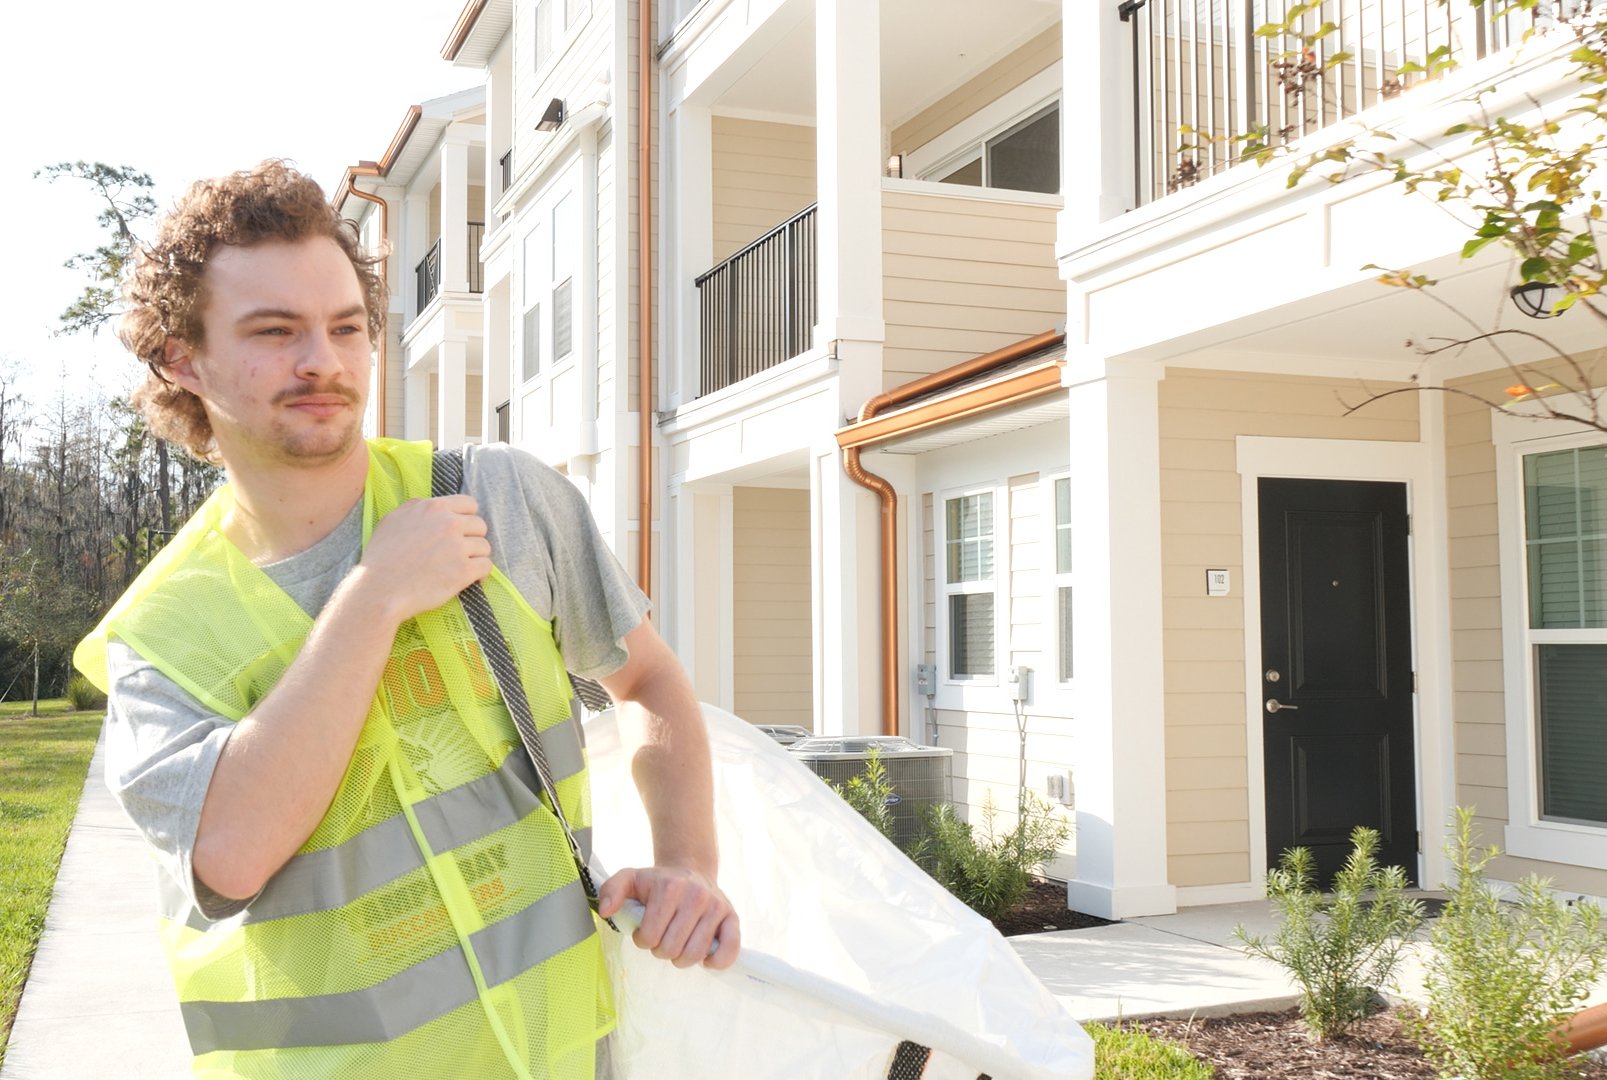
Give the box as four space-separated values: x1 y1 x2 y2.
121 160 386 461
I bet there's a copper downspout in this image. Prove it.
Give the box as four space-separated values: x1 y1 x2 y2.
841 328 1067 737
344 166 391 439
637 0 654 600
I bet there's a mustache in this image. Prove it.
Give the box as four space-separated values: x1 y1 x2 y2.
273 383 360 406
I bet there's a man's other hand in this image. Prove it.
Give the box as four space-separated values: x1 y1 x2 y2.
597 866 740 970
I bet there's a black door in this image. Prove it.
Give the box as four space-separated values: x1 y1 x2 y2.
1259 478 1417 885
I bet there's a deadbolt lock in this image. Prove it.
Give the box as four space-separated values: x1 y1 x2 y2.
1265 669 1281 683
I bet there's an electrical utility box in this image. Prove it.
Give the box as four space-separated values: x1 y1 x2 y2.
789 736 954 851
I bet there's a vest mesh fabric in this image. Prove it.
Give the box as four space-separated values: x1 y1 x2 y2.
76 439 613 1079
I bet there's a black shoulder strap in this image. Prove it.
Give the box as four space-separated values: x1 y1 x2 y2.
431 447 614 925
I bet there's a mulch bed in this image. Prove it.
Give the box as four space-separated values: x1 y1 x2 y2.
991 879 1113 937
1133 1006 1607 1080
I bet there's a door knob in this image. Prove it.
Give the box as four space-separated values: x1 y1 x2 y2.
1265 698 1300 714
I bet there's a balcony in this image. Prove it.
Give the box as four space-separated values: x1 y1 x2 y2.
414 222 487 313
1124 0 1537 206
695 204 817 398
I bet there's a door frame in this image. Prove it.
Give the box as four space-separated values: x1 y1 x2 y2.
1236 433 1452 894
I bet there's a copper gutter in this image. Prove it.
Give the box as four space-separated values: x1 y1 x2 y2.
836 328 1067 737
332 106 422 441
637 0 654 599
441 0 488 61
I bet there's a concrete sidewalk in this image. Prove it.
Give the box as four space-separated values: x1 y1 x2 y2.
17 738 1582 1077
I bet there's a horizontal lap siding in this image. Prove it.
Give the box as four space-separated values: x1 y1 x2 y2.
734 487 812 729
1159 368 1417 888
890 26 1061 157
880 191 1061 392
711 118 816 263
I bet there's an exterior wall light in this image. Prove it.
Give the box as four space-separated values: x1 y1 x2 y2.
1510 281 1563 319
886 154 903 178
536 98 565 133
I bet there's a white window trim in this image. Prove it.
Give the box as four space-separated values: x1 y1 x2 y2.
1044 472 1075 688
935 484 1005 698
904 64 1062 182
1493 399 1607 867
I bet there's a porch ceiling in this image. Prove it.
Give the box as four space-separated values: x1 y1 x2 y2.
1132 249 1604 378
711 0 1059 128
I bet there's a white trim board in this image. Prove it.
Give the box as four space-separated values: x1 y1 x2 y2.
1490 399 1607 869
1234 435 1451 892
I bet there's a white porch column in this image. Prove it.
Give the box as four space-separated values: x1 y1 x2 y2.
438 341 468 449
1059 0 1133 250
404 363 430 442
1065 358 1177 920
482 280 511 443
441 135 471 295
812 442 878 736
815 0 884 349
665 102 713 407
405 193 429 323
667 481 733 709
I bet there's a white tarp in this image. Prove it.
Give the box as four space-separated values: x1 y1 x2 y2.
584 704 1095 1080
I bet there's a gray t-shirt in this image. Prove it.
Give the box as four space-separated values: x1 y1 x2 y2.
103 443 651 917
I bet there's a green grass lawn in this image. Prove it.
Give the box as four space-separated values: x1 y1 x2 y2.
0 698 72 718
1088 1021 1216 1079
0 709 102 1069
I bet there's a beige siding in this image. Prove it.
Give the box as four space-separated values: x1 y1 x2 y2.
926 471 1074 878
1442 357 1607 893
891 27 1061 158
1159 368 1419 888
711 117 816 263
733 487 812 728
880 189 1061 390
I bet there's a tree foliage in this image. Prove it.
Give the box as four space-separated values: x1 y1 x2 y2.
1237 1 1607 429
35 162 157 337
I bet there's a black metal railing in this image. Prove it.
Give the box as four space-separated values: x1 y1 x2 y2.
499 149 513 194
694 204 817 398
468 222 485 294
415 238 442 312
414 223 486 313
1125 0 1536 206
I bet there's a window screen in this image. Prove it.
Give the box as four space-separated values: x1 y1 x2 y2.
1524 445 1607 628
1537 644 1607 824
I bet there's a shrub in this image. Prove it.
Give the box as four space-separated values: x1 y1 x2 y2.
827 746 895 842
64 675 107 711
1234 826 1423 1040
1409 808 1607 1080
1087 1022 1215 1079
910 790 1070 922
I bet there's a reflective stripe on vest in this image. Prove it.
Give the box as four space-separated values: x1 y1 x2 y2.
181 880 595 1053
76 439 613 1078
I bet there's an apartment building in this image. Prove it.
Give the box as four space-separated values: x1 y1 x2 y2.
341 0 1607 920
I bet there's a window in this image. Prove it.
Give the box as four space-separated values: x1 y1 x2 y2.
944 492 996 678
551 194 575 363
1053 476 1073 683
520 224 544 381
534 0 552 71
564 0 589 32
930 103 1060 195
1522 443 1607 826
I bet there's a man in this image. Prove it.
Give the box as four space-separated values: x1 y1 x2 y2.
74 161 738 1079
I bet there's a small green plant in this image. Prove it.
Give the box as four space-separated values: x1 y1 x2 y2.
63 675 107 712
1086 1021 1215 1079
1409 808 1607 1080
827 746 896 841
1235 826 1423 1039
910 790 1070 922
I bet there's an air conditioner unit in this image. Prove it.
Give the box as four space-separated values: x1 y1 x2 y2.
790 737 954 851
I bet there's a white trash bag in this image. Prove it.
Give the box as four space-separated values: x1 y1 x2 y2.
584 703 1094 1080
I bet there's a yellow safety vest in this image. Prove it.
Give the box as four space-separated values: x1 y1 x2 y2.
75 439 614 1080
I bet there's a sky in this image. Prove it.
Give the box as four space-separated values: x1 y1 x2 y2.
3 0 480 416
